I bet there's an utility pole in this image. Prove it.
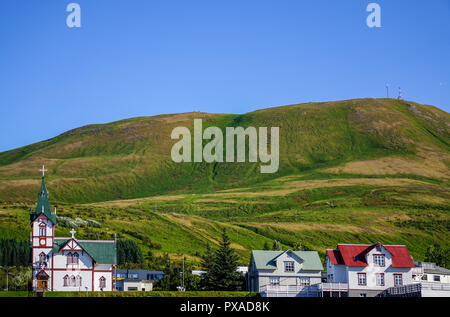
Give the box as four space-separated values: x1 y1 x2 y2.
182 255 185 291
386 84 389 98
0 266 16 291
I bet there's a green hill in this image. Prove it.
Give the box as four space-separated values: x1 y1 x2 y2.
0 98 449 265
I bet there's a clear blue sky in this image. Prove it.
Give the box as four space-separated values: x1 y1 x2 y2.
0 0 449 151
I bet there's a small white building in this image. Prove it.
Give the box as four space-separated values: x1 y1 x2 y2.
31 172 116 292
413 262 450 284
248 250 323 297
324 243 416 297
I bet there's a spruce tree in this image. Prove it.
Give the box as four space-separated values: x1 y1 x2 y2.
200 242 215 290
209 229 243 291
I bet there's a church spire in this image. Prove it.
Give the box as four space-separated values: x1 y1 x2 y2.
30 166 56 225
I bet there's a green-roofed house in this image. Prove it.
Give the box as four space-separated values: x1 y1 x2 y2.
248 250 324 297
30 167 117 292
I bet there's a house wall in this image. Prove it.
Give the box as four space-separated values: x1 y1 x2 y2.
325 258 346 283
123 280 153 291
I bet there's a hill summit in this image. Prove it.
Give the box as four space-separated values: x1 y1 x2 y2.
0 98 448 203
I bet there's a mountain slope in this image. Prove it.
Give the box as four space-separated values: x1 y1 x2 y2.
0 98 448 203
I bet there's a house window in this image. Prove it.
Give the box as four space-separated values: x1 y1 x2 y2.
99 276 106 289
376 273 385 286
357 273 367 286
129 273 138 279
284 261 295 272
270 277 280 286
299 277 310 286
39 223 46 237
433 275 441 282
421 274 428 281
63 275 69 287
394 274 403 286
373 254 385 267
71 275 76 287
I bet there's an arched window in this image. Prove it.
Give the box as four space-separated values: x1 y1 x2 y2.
70 275 76 287
39 223 46 237
67 252 73 265
63 275 69 287
99 276 106 289
73 252 79 265
76 275 82 287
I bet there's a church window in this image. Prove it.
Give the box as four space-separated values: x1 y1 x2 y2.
39 223 46 236
73 252 79 264
76 275 82 286
63 275 69 287
99 276 106 289
70 275 76 286
67 252 73 264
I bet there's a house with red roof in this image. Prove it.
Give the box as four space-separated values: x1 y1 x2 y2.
323 242 416 297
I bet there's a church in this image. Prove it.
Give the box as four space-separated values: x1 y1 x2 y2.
31 166 117 292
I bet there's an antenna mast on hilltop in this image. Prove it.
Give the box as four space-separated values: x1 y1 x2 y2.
398 86 403 100
386 84 389 98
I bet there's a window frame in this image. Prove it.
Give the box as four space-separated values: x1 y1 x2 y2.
373 254 386 267
394 273 403 287
39 223 46 237
284 261 295 273
376 273 385 286
357 273 367 286
63 275 69 287
269 276 280 286
99 276 106 289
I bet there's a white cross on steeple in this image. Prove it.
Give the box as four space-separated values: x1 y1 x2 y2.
70 228 76 239
39 165 48 177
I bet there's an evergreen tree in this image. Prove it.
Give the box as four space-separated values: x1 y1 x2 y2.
117 239 144 265
272 240 281 251
200 242 215 290
207 229 243 291
263 241 270 250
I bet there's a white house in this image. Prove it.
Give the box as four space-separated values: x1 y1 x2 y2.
31 171 116 292
248 250 323 297
324 243 416 297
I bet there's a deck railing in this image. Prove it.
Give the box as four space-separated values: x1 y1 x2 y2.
320 282 349 292
259 284 320 297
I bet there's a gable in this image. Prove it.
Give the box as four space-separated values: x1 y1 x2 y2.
251 250 323 271
61 239 84 252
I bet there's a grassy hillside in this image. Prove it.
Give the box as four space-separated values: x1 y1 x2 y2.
0 98 448 265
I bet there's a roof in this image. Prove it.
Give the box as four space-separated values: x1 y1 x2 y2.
53 238 117 265
251 250 323 271
327 243 415 268
30 176 56 225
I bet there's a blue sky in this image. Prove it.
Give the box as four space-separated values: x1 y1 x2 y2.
0 0 449 151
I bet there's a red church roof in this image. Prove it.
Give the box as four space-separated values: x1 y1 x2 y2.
326 243 415 268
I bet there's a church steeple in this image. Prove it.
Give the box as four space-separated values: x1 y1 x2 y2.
30 166 56 225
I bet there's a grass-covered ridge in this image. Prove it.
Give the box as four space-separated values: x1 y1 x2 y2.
0 98 448 266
